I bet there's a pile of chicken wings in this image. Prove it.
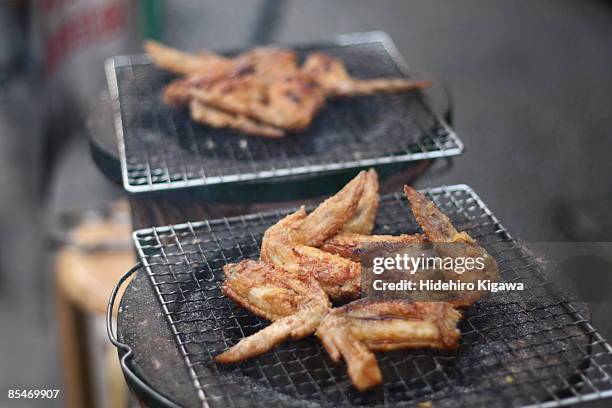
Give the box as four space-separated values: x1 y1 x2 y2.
215 170 498 391
145 42 430 137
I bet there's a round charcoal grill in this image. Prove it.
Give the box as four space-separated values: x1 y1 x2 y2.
108 186 612 408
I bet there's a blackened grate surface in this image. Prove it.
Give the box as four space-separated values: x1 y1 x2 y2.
132 185 612 408
107 32 462 192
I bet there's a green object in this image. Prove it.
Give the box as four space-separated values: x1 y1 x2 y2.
140 0 164 40
184 162 431 204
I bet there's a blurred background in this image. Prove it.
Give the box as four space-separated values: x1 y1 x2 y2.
0 0 611 407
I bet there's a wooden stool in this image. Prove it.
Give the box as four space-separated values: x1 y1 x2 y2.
55 209 134 408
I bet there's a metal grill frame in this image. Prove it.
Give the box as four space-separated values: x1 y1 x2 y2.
106 31 463 193
132 184 612 408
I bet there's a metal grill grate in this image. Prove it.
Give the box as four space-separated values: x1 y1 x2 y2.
133 185 612 408
107 32 463 193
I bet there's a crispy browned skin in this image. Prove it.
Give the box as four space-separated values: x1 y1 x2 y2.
216 312 320 364
292 245 361 302
342 169 380 234
297 171 366 247
188 75 265 112
302 53 431 97
260 172 366 301
316 299 461 391
149 42 323 134
403 185 474 244
146 42 299 81
220 259 321 320
259 207 308 270
404 185 500 307
189 72 325 130
190 100 285 138
338 299 462 350
321 232 425 262
161 47 298 104
261 171 366 258
216 260 330 363
147 41 430 99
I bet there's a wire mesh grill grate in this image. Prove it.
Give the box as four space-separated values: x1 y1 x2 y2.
107 32 463 193
133 185 612 407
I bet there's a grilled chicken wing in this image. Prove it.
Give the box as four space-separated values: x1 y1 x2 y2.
302 53 431 97
259 207 307 269
403 185 474 244
297 171 367 247
147 42 430 136
341 169 380 234
338 300 462 350
258 73 325 129
321 232 424 262
261 171 366 258
150 42 323 133
215 181 481 390
404 186 500 307
260 172 367 300
152 42 324 131
160 46 299 103
216 260 330 363
256 209 362 301
316 299 461 391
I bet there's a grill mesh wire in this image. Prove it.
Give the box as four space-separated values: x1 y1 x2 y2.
108 32 462 192
133 185 612 408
